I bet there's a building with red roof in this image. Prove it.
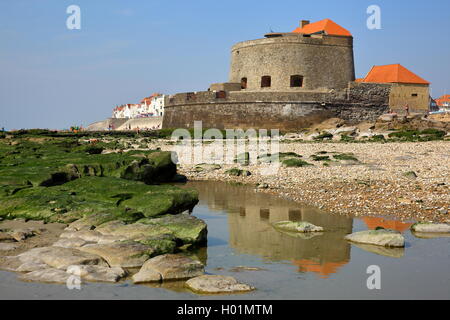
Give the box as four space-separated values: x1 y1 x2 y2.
292 19 352 37
358 64 432 113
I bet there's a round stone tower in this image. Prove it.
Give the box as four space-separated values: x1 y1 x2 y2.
229 22 355 92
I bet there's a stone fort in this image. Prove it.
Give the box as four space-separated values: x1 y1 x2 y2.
162 19 430 131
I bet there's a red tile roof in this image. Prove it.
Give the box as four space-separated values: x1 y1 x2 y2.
292 19 352 37
140 93 161 104
435 95 450 106
359 64 430 85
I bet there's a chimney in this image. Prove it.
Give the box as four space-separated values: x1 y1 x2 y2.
301 20 310 28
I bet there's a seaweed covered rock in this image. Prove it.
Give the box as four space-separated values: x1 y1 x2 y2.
138 214 208 245
0 177 198 222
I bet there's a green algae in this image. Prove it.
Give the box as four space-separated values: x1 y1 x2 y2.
0 137 198 223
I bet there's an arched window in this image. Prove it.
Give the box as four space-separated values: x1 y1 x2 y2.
290 75 304 87
241 77 247 89
261 76 271 88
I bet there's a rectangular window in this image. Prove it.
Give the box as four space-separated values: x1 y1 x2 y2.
411 93 418 97
261 76 271 88
186 92 196 101
290 75 304 87
215 91 226 99
241 77 247 89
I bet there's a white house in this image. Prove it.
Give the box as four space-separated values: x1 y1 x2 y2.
112 94 165 119
139 93 165 117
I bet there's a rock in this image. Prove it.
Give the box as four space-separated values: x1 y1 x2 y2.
60 230 113 243
65 212 119 231
132 268 162 284
194 164 221 172
345 229 405 247
0 256 23 271
16 262 49 272
132 254 204 283
9 229 36 241
256 183 269 189
284 133 301 139
53 237 91 248
139 214 208 245
186 275 254 294
0 243 19 251
94 221 172 242
334 126 357 136
411 222 450 233
19 268 71 284
78 241 155 267
0 232 16 242
403 171 418 179
17 246 108 269
437 208 448 215
67 265 126 283
272 221 324 233
378 114 397 122
225 168 251 177
229 266 266 272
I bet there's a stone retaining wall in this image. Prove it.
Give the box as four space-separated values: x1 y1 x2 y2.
162 82 390 131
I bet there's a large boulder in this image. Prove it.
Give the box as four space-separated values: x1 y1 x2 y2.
66 265 126 283
78 241 155 268
185 275 255 294
19 268 71 284
138 214 208 245
17 246 108 269
0 243 19 251
345 229 405 247
411 222 450 233
132 254 204 283
94 221 173 242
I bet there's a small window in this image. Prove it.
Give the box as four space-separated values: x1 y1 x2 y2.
412 93 418 97
215 91 226 99
261 76 271 88
241 77 247 89
290 75 304 87
186 92 196 101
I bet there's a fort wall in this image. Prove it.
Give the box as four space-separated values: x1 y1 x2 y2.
162 83 390 131
229 34 355 91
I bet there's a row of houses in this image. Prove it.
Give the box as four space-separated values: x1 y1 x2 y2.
435 95 450 111
112 93 165 119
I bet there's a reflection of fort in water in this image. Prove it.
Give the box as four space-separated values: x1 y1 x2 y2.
190 181 354 278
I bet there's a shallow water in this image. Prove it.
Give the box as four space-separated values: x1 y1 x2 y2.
0 181 449 299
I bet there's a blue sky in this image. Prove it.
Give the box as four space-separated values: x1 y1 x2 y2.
1 0 449 130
